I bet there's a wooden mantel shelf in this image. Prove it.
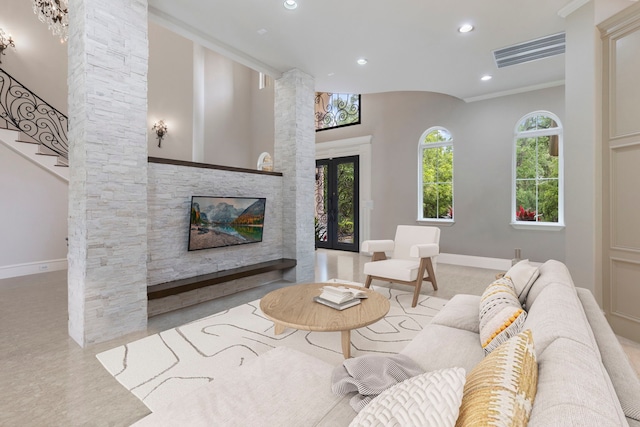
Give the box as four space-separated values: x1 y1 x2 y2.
147 258 297 300
148 157 283 176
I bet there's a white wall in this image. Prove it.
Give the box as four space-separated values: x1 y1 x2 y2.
451 87 566 262
564 2 600 295
203 51 254 169
148 21 194 161
147 32 275 170
0 0 68 115
250 73 276 167
316 87 566 264
0 1 68 277
0 143 68 273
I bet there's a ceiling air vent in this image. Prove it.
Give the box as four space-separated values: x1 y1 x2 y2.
493 32 565 68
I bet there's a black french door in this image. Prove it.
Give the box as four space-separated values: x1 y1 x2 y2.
314 156 359 252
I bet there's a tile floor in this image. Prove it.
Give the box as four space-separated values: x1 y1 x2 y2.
1 250 638 426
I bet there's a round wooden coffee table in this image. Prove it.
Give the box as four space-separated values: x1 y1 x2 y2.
260 283 390 358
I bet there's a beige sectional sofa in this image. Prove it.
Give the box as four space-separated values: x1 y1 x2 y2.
134 260 640 426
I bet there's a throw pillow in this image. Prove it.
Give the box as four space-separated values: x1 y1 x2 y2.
479 277 527 354
455 329 538 427
505 259 540 305
349 367 466 427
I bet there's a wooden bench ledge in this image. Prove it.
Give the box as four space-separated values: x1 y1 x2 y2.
147 258 297 300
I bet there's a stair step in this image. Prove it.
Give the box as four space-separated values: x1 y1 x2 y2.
1 134 68 181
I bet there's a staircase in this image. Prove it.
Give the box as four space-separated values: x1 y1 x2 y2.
0 67 69 182
0 128 69 181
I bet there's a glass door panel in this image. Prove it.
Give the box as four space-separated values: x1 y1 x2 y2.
315 156 359 251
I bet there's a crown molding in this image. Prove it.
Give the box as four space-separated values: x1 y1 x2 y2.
463 80 565 103
558 0 591 18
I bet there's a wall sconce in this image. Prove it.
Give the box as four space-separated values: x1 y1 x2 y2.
152 120 168 147
0 28 15 64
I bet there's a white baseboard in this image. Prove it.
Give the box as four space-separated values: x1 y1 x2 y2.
437 253 512 271
0 259 68 279
360 250 513 271
1 254 510 280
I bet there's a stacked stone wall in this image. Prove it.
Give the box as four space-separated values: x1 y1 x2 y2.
67 0 149 346
147 162 284 285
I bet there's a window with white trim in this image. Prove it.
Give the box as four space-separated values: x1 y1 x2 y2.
418 127 453 221
315 92 361 131
512 111 563 227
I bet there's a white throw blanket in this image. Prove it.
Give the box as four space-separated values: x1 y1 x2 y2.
331 354 424 412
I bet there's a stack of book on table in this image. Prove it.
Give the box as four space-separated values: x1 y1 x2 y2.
314 286 368 310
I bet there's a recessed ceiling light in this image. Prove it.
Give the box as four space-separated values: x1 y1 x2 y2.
458 24 474 33
481 75 492 81
283 0 297 10
357 58 368 65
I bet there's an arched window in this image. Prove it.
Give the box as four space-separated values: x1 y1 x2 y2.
418 127 453 221
512 111 563 228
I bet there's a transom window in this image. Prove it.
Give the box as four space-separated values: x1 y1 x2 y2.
418 127 453 221
315 92 361 131
512 111 564 227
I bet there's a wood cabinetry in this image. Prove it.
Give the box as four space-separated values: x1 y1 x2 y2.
600 2 640 342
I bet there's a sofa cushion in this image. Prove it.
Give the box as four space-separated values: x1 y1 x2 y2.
349 367 466 427
479 277 527 354
528 338 627 426
401 324 484 374
577 288 640 422
524 259 574 309
523 282 600 359
431 294 480 334
505 259 540 304
455 329 538 427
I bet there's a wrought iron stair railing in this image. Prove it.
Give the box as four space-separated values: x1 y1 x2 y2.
0 67 68 161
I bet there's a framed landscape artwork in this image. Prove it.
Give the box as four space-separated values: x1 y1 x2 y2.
188 196 266 251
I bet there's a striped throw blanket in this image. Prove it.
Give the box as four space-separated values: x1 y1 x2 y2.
331 354 424 412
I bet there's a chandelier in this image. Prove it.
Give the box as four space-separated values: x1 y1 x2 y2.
0 28 15 64
33 0 69 41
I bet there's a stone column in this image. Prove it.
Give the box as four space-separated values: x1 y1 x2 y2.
67 0 149 347
274 69 315 283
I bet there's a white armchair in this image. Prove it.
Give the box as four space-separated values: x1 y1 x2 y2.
361 225 440 307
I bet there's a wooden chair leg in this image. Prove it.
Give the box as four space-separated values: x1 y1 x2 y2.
412 258 430 308
364 275 373 288
412 278 423 308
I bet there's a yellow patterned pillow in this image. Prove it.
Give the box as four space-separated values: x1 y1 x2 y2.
479 277 527 354
456 329 538 427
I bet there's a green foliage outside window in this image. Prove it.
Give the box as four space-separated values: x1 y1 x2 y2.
337 162 355 239
515 113 560 223
421 128 453 220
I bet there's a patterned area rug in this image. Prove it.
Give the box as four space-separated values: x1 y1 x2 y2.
96 284 448 412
